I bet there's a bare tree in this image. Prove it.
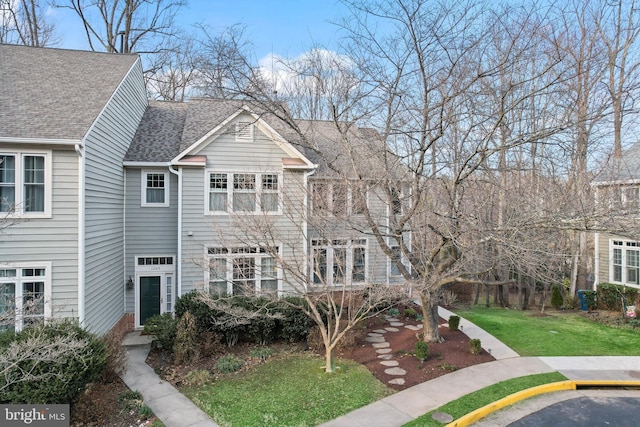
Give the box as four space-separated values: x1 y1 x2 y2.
57 0 186 53
0 0 57 46
183 132 405 373
597 0 640 158
145 31 201 101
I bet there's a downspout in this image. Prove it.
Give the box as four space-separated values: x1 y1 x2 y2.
123 167 127 314
169 165 182 297
75 143 85 326
303 167 317 291
593 232 599 291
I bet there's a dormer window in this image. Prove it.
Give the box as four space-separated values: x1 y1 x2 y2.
236 121 254 141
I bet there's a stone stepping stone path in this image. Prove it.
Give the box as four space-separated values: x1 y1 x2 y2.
361 315 423 386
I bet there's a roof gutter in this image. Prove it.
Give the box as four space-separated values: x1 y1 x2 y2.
0 137 82 146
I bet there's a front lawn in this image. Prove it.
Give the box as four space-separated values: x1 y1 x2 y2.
455 307 640 356
182 353 393 427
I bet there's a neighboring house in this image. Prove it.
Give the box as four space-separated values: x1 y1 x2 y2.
0 44 148 334
1 45 407 333
592 143 640 291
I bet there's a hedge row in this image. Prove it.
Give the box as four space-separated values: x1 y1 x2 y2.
145 291 314 349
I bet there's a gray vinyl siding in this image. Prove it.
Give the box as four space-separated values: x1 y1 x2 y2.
180 115 307 293
0 147 79 319
124 168 178 312
83 60 148 335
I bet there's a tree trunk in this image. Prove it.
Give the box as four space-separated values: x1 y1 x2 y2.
419 289 442 342
484 285 490 307
324 344 336 373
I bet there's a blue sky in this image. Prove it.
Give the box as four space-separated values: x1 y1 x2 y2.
54 0 347 60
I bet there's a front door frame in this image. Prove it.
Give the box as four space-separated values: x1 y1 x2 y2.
134 255 176 329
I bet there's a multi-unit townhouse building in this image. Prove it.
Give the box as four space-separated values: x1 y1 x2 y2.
0 44 407 334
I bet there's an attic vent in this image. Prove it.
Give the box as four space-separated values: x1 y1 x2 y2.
236 121 254 141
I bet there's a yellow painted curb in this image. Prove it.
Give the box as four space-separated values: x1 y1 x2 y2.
445 380 640 427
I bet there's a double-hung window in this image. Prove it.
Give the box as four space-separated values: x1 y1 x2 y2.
0 152 50 216
208 247 279 295
612 240 640 286
312 239 367 286
0 265 50 332
142 171 169 206
208 172 280 214
311 181 367 217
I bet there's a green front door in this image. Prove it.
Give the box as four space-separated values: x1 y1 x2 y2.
140 276 161 326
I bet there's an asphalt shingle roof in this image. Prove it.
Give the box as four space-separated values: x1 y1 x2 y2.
125 101 188 162
0 44 139 141
594 143 640 183
125 98 396 177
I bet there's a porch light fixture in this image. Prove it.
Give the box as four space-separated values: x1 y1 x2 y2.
126 277 134 290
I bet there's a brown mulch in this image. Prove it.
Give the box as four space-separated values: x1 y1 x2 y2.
338 314 495 391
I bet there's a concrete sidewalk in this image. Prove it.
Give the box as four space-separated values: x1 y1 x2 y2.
120 332 219 427
319 310 640 427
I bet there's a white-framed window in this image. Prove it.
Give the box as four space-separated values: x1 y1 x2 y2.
207 246 280 295
311 181 368 216
207 172 281 214
0 151 51 217
0 264 52 332
312 239 367 286
611 240 640 286
235 121 254 141
141 171 169 206
601 185 640 212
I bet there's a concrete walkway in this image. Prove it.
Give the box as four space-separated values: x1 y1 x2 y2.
120 332 219 427
122 311 640 427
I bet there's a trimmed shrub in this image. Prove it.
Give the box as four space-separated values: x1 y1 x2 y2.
216 355 244 373
581 290 598 311
550 285 563 309
173 311 200 364
143 312 177 352
183 369 212 387
1 320 108 404
249 347 275 360
469 338 482 355
275 297 312 343
597 283 639 311
200 330 224 357
448 315 460 332
404 307 417 318
175 291 218 332
414 341 429 362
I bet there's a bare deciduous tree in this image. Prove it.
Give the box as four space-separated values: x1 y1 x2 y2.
58 0 186 53
0 0 57 46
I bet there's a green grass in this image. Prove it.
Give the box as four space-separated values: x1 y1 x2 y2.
455 306 640 356
403 372 567 427
182 353 393 427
